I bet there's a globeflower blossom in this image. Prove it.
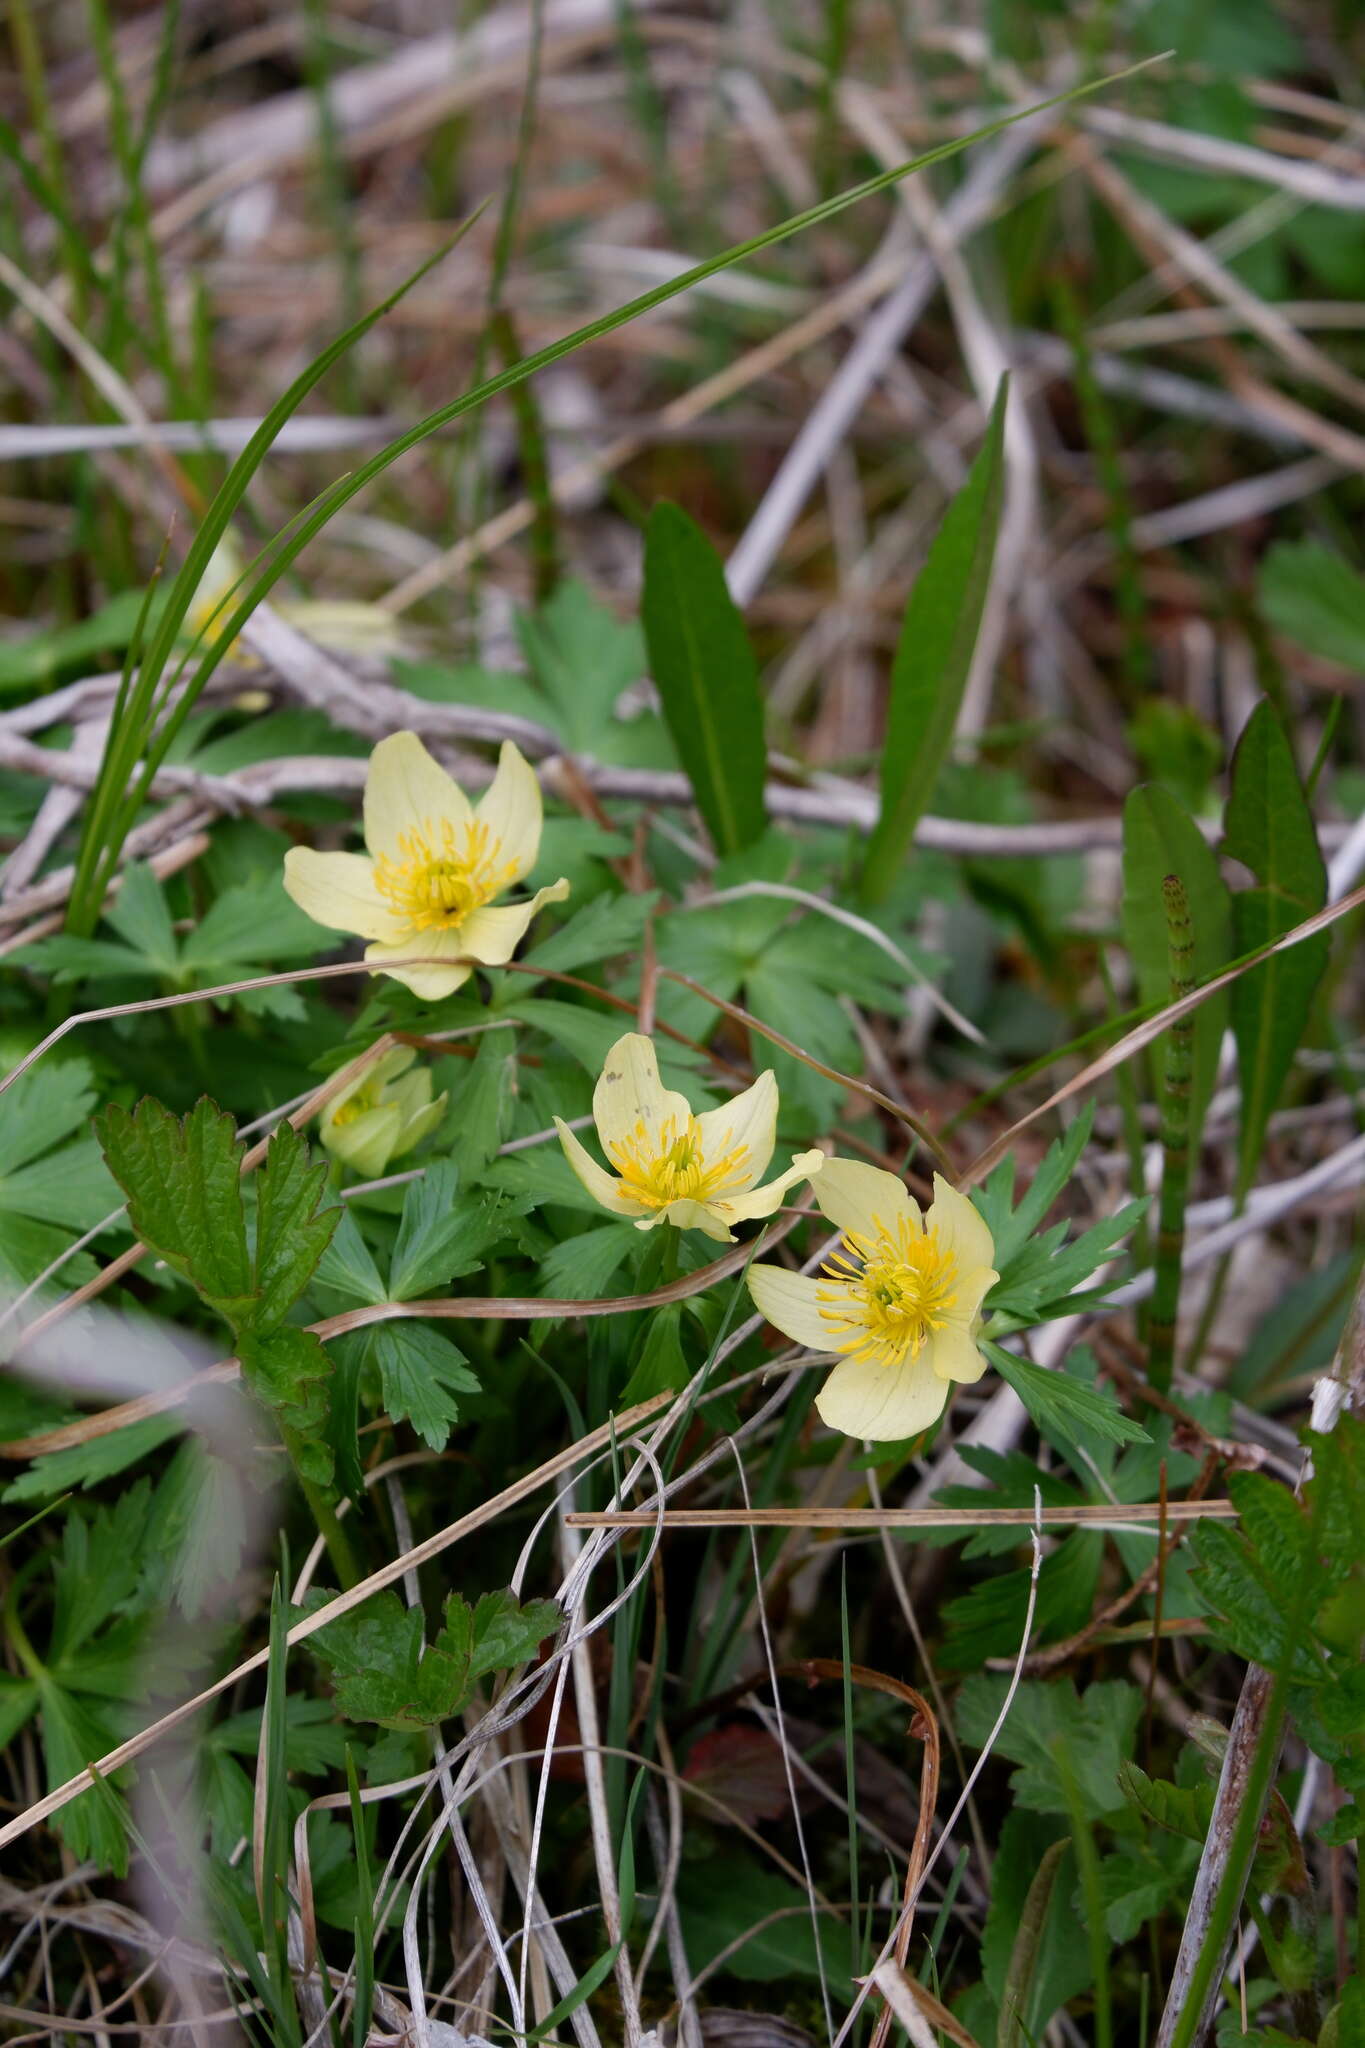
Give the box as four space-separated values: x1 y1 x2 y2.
284 731 568 999
554 1032 824 1244
747 1158 998 1439
319 1047 446 1178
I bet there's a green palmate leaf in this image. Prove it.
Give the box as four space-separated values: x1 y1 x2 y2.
974 1106 1095 1271
983 1340 1148 1447
676 1852 836 1983
310 1207 388 1310
640 502 768 856
97 1096 254 1318
523 888 657 975
1260 539 1365 671
1121 783 1233 1150
941 1529 1103 1670
861 377 1009 905
310 1586 560 1730
957 1673 1142 1820
370 1323 480 1450
251 1119 340 1327
1224 702 1329 1197
387 1163 519 1299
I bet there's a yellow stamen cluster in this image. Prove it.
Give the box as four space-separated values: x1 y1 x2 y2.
373 818 517 932
329 1076 380 1128
817 1213 959 1364
606 1115 749 1212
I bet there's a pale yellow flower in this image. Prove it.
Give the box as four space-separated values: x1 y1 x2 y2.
554 1032 824 1244
747 1160 998 1440
283 731 569 999
320 1047 447 1178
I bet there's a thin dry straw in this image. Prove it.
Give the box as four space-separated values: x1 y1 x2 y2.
565 1502 1236 1530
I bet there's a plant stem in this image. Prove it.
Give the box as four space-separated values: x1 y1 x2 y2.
301 1477 359 1591
1148 874 1195 1392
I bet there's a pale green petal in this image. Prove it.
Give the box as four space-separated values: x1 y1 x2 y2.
593 1032 693 1154
363 731 471 860
554 1118 647 1217
321 1102 404 1179
694 1069 778 1191
929 1321 989 1386
720 1150 824 1223
458 878 570 966
386 1067 433 1123
926 1175 996 1277
814 1157 919 1241
815 1352 950 1441
660 1197 735 1241
363 926 472 1001
746 1265 843 1351
283 848 406 941
474 740 543 882
395 1093 446 1156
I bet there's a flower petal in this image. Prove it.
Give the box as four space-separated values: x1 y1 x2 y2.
363 926 472 1000
322 1103 404 1179
816 1353 950 1441
458 878 570 967
814 1157 919 1241
554 1118 648 1217
592 1033 693 1154
397 1094 447 1155
926 1175 996 1276
283 849 407 941
746 1265 843 1351
474 740 543 882
721 1150 824 1223
929 1322 989 1385
661 1198 734 1241
695 1069 778 1191
363 731 471 860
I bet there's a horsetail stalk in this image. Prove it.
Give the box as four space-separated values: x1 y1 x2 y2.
1147 873 1196 1392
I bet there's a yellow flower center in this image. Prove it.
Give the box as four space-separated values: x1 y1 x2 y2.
816 1213 958 1364
330 1076 382 1128
606 1114 749 1212
373 817 517 931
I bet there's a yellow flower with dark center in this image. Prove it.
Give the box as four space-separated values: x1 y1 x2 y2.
747 1158 998 1439
554 1032 824 1243
320 1046 446 1178
283 731 569 999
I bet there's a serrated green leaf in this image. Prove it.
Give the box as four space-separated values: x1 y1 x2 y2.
1121 782 1233 1149
0 1059 98 1176
251 1119 339 1326
974 1106 1094 1271
371 1322 479 1450
311 1206 388 1310
957 1673 1141 1819
522 889 656 976
388 1162 517 1300
180 872 324 970
39 1680 133 1874
97 1096 254 1319
983 1340 1148 1447
4 1415 183 1503
104 862 178 974
311 1586 559 1730
641 501 767 856
861 378 1008 905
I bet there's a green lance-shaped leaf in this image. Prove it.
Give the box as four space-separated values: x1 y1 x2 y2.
1120 783 1232 1156
860 377 1009 906
1223 701 1329 1198
1147 874 1197 1393
998 1836 1069 2048
640 502 767 856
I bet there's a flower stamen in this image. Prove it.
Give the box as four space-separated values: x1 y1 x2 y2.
816 1211 959 1366
605 1114 750 1211
373 818 519 931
